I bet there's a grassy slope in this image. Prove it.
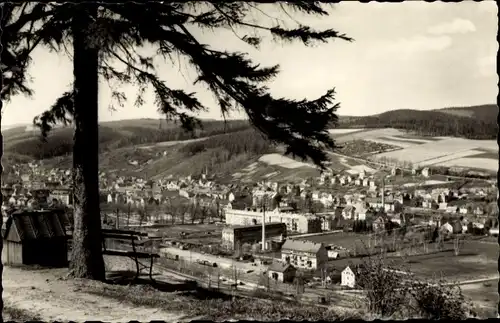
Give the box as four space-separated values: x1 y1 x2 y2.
3 119 251 159
6 104 495 179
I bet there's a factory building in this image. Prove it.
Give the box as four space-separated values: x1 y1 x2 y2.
222 222 287 250
224 207 321 234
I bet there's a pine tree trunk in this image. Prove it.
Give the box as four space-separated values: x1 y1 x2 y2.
69 4 105 280
0 98 5 321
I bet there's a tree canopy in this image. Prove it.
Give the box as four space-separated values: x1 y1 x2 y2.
16 2 351 168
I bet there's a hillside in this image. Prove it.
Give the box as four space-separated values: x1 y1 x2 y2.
435 104 498 121
3 119 251 159
337 104 498 139
30 127 330 183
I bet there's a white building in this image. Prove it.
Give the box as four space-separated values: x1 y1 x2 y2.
341 266 356 288
440 222 453 234
225 208 321 234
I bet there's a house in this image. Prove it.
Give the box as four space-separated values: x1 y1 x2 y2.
281 239 328 270
320 215 335 231
342 206 355 220
49 188 73 206
391 167 403 176
327 248 339 259
372 214 388 231
458 205 470 214
2 210 70 267
341 266 356 288
422 198 437 209
440 222 454 234
267 262 296 283
473 206 485 216
489 227 499 237
438 202 448 210
353 203 368 221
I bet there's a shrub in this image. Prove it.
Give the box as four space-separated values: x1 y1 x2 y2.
409 279 474 319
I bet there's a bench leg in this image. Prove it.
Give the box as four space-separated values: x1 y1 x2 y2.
134 257 140 281
149 256 155 282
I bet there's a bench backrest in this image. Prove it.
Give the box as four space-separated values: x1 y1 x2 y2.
102 232 139 241
102 228 148 237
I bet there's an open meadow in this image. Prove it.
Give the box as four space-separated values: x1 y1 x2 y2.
301 232 498 282
330 128 498 172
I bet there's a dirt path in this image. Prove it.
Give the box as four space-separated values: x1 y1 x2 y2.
3 266 186 322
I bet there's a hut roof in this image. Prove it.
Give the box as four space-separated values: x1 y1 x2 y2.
4 210 70 242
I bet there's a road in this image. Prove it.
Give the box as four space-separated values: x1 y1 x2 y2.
159 246 268 273
157 247 359 308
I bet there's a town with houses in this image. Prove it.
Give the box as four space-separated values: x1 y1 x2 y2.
1 143 498 321
3 158 497 286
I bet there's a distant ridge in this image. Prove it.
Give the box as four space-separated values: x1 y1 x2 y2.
335 104 497 140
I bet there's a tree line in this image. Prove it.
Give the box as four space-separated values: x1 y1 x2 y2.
340 109 497 139
4 120 252 159
180 128 274 158
111 120 251 149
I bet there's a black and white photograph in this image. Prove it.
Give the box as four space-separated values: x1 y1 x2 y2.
0 1 498 321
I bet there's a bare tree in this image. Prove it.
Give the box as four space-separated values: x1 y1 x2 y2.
355 254 409 318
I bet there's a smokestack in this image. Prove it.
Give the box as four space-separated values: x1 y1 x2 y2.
262 200 266 251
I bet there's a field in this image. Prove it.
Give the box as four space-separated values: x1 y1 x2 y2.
328 128 366 135
331 128 412 144
418 149 485 166
438 158 498 171
371 136 497 171
325 128 497 172
258 154 315 169
460 281 498 318
300 233 497 279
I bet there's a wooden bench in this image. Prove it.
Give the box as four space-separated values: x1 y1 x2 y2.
101 229 160 281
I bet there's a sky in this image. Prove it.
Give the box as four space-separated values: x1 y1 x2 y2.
2 1 498 127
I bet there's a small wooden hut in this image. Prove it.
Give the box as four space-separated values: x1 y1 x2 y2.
2 209 70 267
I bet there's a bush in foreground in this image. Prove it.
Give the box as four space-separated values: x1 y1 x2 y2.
76 280 352 321
353 253 475 319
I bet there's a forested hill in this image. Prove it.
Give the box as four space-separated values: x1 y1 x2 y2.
3 118 251 159
337 104 498 139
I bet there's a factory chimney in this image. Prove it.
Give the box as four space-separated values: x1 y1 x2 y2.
262 198 266 251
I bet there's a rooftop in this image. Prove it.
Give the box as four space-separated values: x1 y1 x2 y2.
282 239 324 254
4 209 70 242
268 261 295 273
